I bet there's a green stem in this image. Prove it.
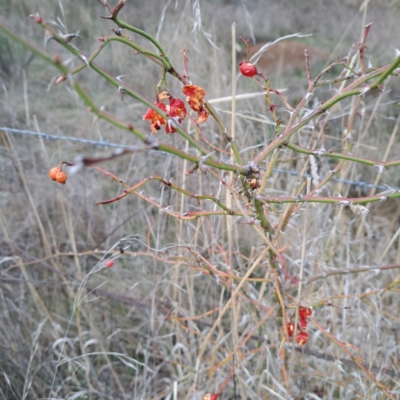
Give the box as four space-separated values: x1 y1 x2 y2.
258 191 400 205
252 60 400 166
369 56 400 90
0 20 67 72
258 149 280 194
254 199 274 235
156 68 168 94
204 102 243 166
285 143 394 168
96 174 237 213
105 36 165 63
114 18 174 70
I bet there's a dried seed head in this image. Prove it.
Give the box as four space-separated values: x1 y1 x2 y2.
350 203 369 215
310 155 320 189
300 287 324 308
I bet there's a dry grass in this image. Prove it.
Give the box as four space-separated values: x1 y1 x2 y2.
1 1 400 399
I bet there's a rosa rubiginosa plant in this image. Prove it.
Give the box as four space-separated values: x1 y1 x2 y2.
1 1 400 398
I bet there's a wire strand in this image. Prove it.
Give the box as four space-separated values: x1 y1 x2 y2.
2 127 387 190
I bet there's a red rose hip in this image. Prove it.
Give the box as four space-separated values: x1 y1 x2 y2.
239 61 257 77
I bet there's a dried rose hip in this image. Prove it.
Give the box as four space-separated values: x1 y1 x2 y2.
49 166 67 184
48 166 61 181
55 170 67 184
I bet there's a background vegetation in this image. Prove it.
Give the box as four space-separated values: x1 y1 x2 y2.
1 0 400 399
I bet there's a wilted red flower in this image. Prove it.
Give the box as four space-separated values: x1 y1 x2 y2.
182 85 209 124
143 101 167 133
169 97 187 119
165 97 187 133
194 108 209 124
239 61 257 77
295 331 309 346
182 85 206 112
183 85 205 101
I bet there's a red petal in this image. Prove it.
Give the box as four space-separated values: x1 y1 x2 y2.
286 321 294 337
194 109 209 124
187 97 202 112
143 101 167 132
299 317 307 329
165 124 176 134
143 107 155 121
182 84 206 100
169 97 187 119
170 97 185 109
154 101 167 112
